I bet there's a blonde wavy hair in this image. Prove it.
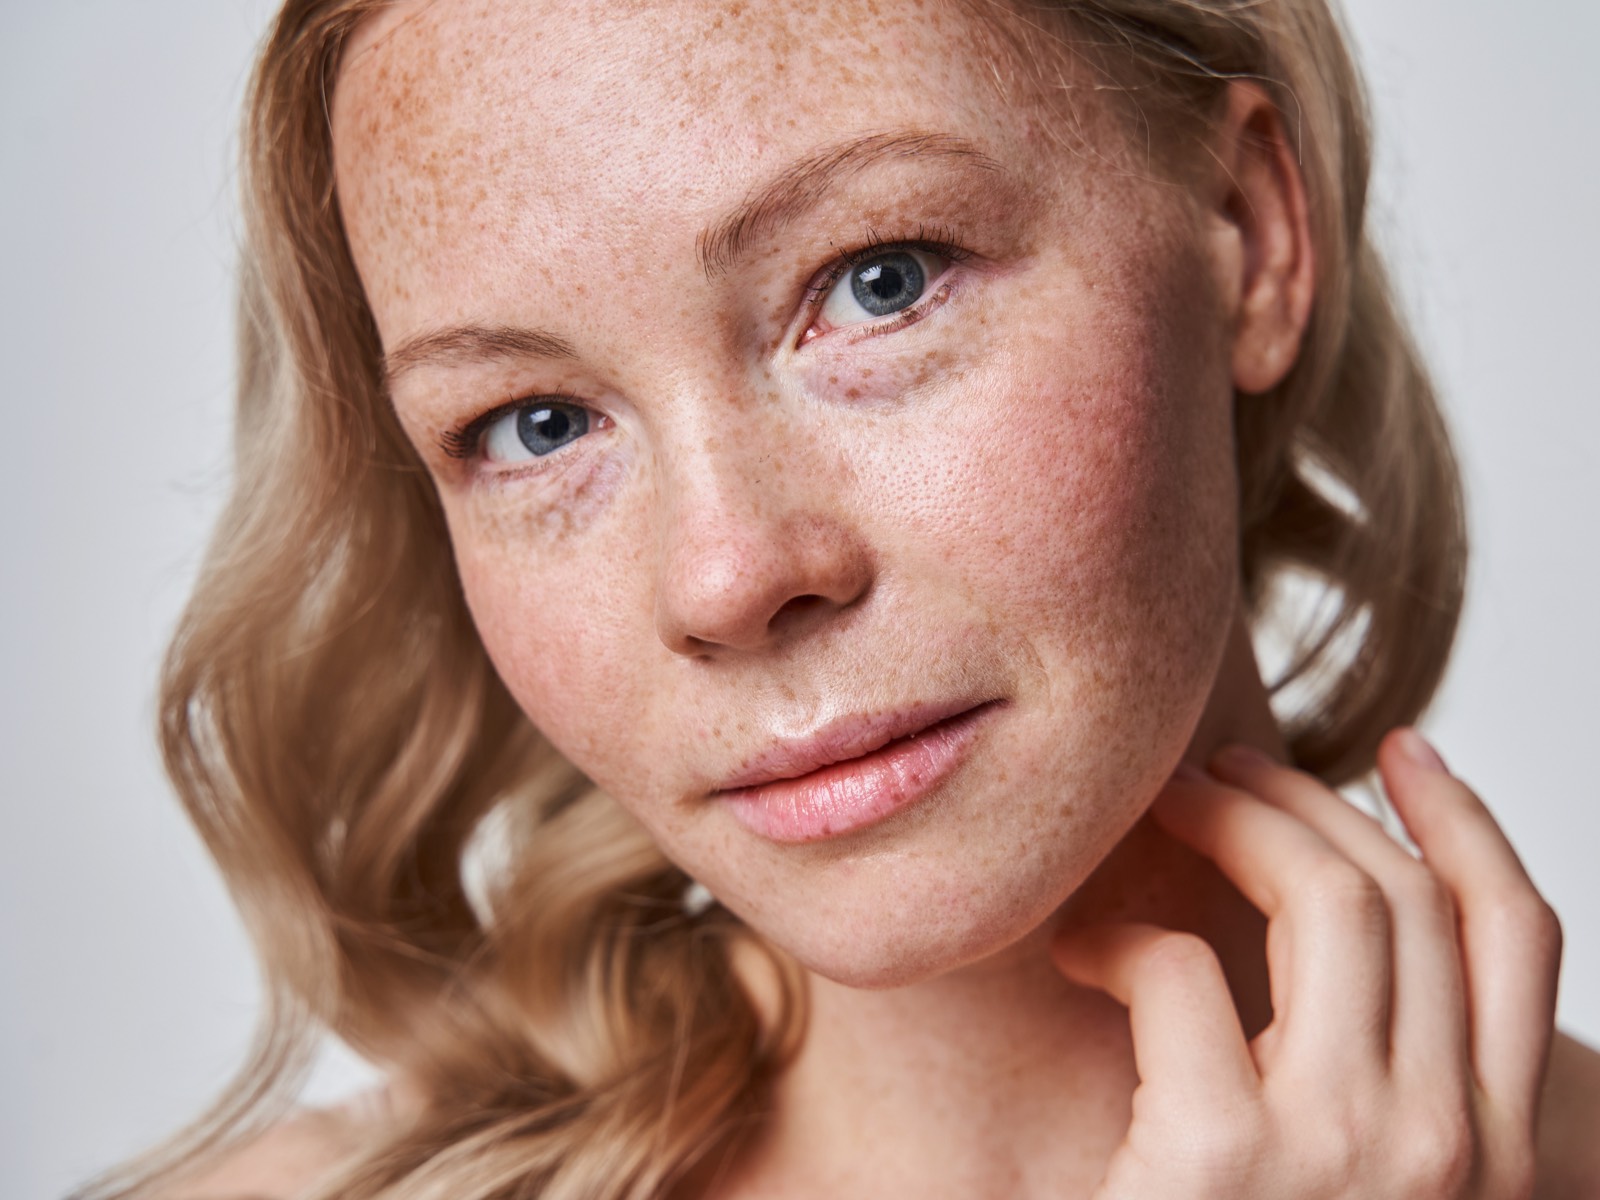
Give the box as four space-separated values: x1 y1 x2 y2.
81 0 1466 1196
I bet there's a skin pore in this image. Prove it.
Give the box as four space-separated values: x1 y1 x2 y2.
180 0 1598 1196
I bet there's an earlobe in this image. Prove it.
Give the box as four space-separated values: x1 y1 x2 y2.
1207 82 1317 396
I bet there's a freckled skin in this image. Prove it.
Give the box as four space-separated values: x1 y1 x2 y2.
333 0 1241 988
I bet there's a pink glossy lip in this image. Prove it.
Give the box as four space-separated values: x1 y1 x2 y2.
714 700 1000 844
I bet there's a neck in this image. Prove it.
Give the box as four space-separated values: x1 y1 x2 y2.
717 614 1282 1199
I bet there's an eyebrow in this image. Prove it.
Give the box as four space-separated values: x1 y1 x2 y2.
381 128 1003 384
382 324 578 387
695 128 1003 277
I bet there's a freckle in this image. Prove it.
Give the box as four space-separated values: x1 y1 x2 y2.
845 387 861 400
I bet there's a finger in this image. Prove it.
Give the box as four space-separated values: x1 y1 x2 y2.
1207 745 1469 1083
1378 729 1562 1120
1053 920 1260 1098
1150 773 1393 1074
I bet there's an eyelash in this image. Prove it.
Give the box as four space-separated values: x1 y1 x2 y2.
439 388 587 461
438 225 975 462
802 223 973 311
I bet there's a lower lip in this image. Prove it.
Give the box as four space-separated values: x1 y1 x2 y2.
717 704 997 844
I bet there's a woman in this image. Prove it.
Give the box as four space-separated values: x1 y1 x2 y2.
86 0 1600 1196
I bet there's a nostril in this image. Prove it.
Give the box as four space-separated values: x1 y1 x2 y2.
772 594 827 626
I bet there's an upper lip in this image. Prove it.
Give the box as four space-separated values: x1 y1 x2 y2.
712 698 992 793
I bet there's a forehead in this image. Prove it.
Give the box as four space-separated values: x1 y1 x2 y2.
330 0 1086 336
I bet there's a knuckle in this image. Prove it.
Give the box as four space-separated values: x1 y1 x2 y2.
1490 892 1564 960
1304 859 1388 923
1400 1110 1476 1194
1517 896 1563 954
1392 864 1457 927
1135 930 1219 982
1303 1098 1373 1180
1183 1104 1265 1177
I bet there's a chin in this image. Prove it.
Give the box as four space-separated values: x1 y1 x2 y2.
696 775 1158 991
735 856 1098 991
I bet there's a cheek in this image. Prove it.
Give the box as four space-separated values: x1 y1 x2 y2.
447 478 661 789
870 284 1239 660
831 252 1242 886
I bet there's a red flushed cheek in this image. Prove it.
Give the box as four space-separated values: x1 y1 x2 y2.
851 298 1235 678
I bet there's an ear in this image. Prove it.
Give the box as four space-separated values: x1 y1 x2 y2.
1202 82 1316 395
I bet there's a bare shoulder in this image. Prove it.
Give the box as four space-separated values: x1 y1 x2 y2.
1537 1029 1600 1200
167 1092 391 1200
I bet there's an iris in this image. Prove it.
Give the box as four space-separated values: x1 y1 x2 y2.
849 251 926 317
517 403 589 456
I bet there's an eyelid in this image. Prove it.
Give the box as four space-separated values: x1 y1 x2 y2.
803 225 971 302
799 224 973 342
438 389 588 461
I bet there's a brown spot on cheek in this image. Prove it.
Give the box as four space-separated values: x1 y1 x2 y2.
458 455 625 547
826 344 957 403
466 490 579 543
904 347 952 391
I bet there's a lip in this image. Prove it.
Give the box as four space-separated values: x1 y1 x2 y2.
714 699 1001 843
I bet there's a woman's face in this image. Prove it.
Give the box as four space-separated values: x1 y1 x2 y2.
334 0 1246 987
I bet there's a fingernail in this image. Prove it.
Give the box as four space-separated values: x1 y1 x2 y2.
1213 743 1275 770
1396 727 1448 773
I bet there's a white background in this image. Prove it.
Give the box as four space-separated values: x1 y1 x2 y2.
2 2 1596 1196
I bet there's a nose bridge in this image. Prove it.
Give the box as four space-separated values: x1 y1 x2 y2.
652 400 871 656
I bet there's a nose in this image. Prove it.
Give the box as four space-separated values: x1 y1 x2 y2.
653 457 874 656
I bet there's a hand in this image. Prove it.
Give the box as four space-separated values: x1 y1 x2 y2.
1051 730 1562 1199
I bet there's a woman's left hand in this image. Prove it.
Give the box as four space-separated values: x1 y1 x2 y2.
1051 729 1563 1199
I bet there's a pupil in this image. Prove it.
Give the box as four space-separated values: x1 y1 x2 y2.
518 403 588 456
850 251 925 318
867 265 903 298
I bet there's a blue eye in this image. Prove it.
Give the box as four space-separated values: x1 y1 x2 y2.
851 251 925 315
483 400 591 463
819 248 946 328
